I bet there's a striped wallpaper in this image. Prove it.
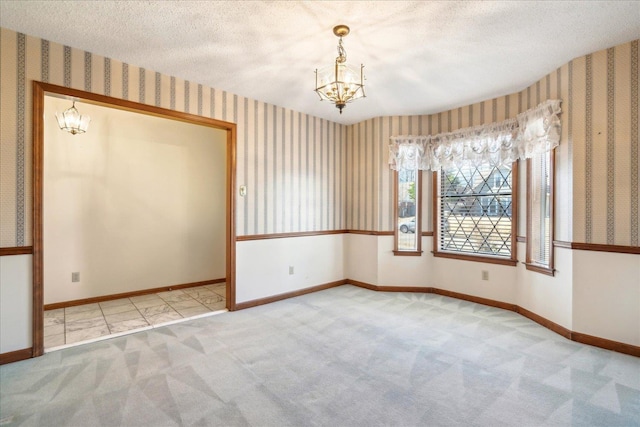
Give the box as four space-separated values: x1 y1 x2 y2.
1 26 638 248
346 39 639 247
0 27 348 247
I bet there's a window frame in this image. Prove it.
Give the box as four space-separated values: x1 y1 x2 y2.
525 149 555 276
432 161 518 266
393 169 423 256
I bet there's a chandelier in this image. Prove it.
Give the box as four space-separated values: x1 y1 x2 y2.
314 25 365 114
55 101 90 135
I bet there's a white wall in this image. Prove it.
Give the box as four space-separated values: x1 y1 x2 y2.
345 234 379 285
377 236 432 288
235 234 345 303
43 97 227 304
516 244 573 330
0 255 32 353
572 250 640 346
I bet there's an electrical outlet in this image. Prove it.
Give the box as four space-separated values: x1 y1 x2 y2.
72 272 80 282
289 266 294 275
481 270 489 281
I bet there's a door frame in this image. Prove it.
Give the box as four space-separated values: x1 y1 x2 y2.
32 81 237 357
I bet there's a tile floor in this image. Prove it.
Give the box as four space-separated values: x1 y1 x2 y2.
44 283 227 349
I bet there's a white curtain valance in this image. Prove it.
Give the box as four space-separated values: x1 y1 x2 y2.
516 99 562 158
389 99 562 171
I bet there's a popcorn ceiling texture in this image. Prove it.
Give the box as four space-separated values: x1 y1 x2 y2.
0 1 638 125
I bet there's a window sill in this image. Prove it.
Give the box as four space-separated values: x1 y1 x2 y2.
525 263 555 276
393 250 423 257
432 251 517 266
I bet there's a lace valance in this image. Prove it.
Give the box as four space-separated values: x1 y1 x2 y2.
389 99 562 171
516 99 562 158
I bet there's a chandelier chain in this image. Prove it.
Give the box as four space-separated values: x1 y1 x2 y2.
337 37 346 63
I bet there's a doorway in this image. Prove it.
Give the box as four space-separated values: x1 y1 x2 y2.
32 82 237 356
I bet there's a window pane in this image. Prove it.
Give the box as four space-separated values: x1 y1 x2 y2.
439 163 512 257
529 151 551 266
397 166 418 251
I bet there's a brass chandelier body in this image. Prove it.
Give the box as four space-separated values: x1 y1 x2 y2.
55 100 90 135
314 25 366 114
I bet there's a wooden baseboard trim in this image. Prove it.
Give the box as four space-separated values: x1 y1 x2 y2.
346 281 431 294
347 282 517 312
347 230 395 236
570 242 640 255
0 246 33 256
430 288 518 312
345 279 378 291
376 285 432 293
571 332 640 357
0 347 33 365
234 280 347 310
237 230 348 241
516 306 571 339
6 278 637 364
43 278 225 310
347 279 638 357
552 240 572 249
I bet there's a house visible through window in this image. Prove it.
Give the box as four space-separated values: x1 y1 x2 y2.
437 162 516 262
394 145 421 254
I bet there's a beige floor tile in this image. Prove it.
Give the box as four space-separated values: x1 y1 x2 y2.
181 287 216 296
177 305 212 318
66 324 110 344
132 298 167 309
108 318 150 334
66 317 108 333
44 284 227 350
44 333 65 348
139 304 175 318
158 290 192 303
99 298 132 308
65 308 104 322
104 309 143 324
146 311 183 325
44 309 65 327
101 302 137 316
44 323 65 337
196 294 225 305
44 308 64 318
207 284 227 297
169 299 203 310
65 303 100 315
205 300 227 311
129 294 163 303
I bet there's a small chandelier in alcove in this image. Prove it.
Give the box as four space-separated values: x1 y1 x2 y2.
314 25 366 114
55 101 90 135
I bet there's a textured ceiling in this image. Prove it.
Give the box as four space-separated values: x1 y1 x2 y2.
1 1 639 125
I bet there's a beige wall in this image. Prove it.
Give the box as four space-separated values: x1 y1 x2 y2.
0 27 348 353
344 39 639 346
0 25 638 353
0 28 348 248
345 40 639 247
43 96 226 304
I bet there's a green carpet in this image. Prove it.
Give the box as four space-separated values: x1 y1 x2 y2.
1 285 638 426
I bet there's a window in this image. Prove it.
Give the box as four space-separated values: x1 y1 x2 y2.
394 145 421 255
389 101 559 266
526 149 554 275
435 161 517 265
